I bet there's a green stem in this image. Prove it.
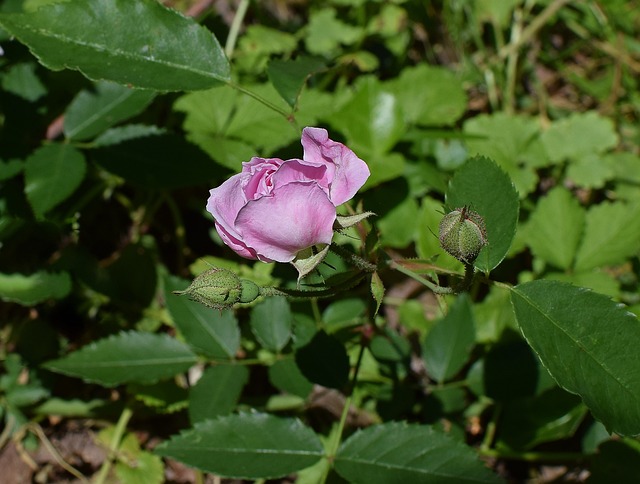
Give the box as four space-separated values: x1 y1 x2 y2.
388 260 454 295
224 0 250 59
329 243 377 273
320 342 367 484
227 82 293 121
94 407 133 484
260 272 366 300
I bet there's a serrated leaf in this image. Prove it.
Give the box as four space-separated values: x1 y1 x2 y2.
267 56 325 108
164 275 240 359
446 156 519 272
541 111 618 163
155 413 324 479
64 81 156 140
370 272 385 316
250 296 293 352
268 359 313 399
526 186 585 270
423 293 475 382
24 143 86 218
0 0 230 91
463 113 544 197
388 64 467 126
511 280 640 435
335 422 502 484
44 331 197 387
574 201 640 271
189 364 248 424
0 271 71 305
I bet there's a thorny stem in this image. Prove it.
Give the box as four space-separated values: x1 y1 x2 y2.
94 407 133 484
260 272 367 300
329 243 378 273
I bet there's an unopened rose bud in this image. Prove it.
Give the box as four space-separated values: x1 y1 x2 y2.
439 207 487 264
173 267 260 309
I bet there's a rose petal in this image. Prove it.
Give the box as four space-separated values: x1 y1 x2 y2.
242 157 283 199
214 222 260 260
272 159 328 192
206 173 257 259
301 127 370 206
236 182 336 263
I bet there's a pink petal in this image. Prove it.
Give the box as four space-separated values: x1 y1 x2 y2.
207 173 257 260
235 182 336 263
242 157 283 200
272 159 328 192
301 127 370 206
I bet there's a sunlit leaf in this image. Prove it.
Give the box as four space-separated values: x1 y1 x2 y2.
0 0 230 91
511 280 640 435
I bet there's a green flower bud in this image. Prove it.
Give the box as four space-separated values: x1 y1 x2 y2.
173 267 261 309
438 207 487 264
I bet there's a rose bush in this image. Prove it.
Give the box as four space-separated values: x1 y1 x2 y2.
206 127 370 263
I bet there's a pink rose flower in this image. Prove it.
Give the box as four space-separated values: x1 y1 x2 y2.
206 127 370 263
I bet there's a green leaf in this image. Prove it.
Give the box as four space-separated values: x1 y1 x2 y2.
526 186 585 270
423 294 475 383
0 159 24 181
497 387 587 450
330 76 404 157
268 359 313 399
250 296 293 352
463 113 544 196
189 364 249 424
588 440 640 484
155 413 324 479
295 330 349 389
0 0 230 91
387 64 467 126
267 56 325 108
322 298 367 331
540 111 618 163
511 280 640 435
305 8 363 56
64 81 156 141
335 422 502 484
0 271 71 305
24 143 86 218
446 156 519 272
115 451 164 484
44 331 197 387
164 275 241 359
574 201 640 271
370 272 385 316
92 133 220 189
1 62 46 101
